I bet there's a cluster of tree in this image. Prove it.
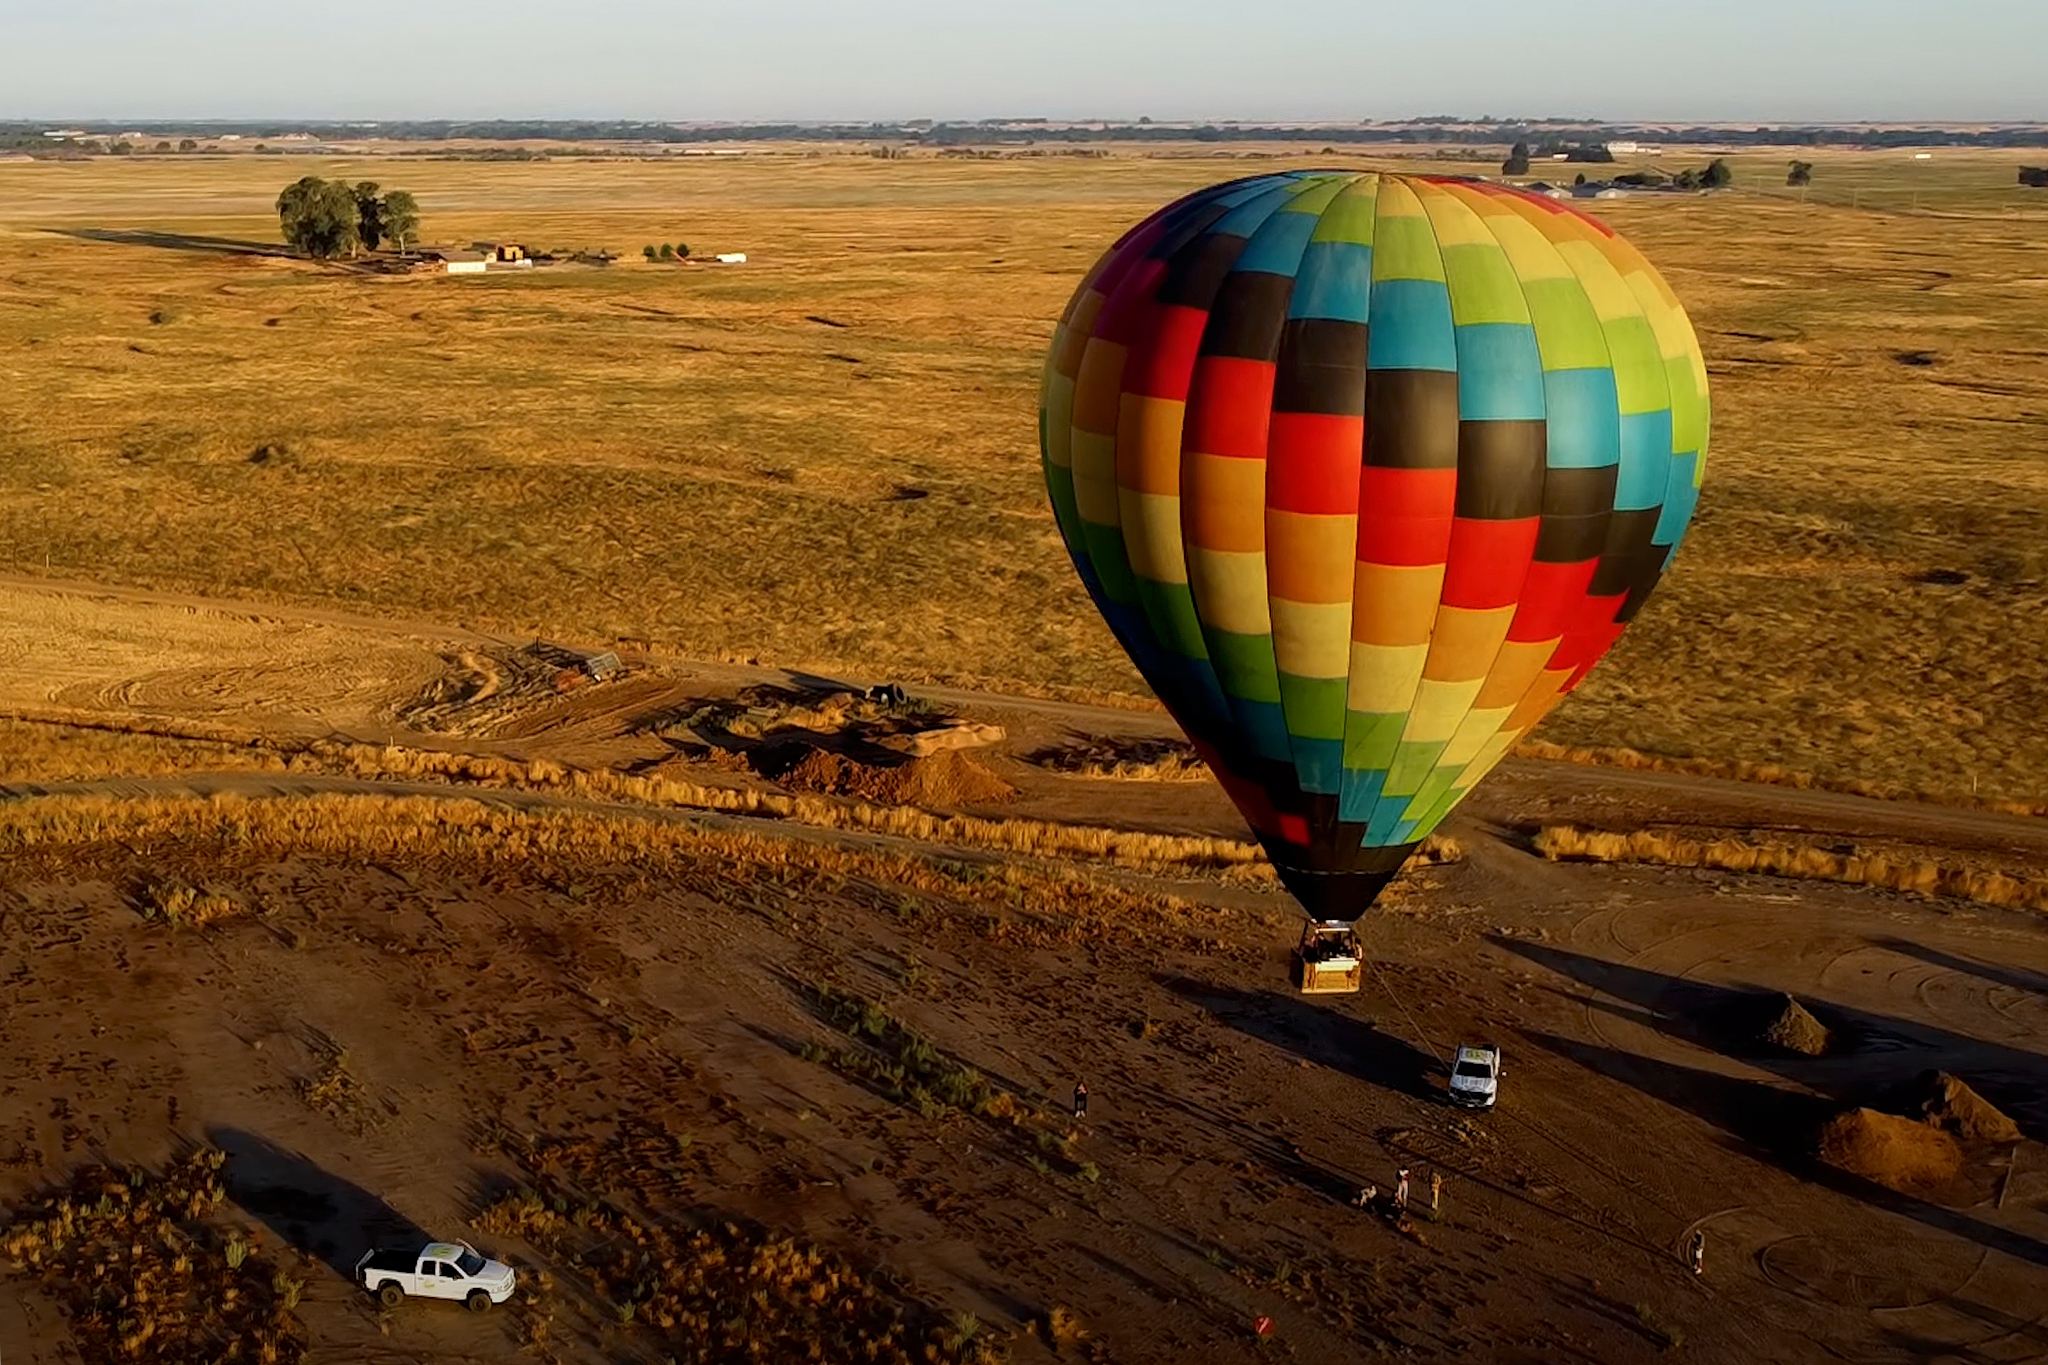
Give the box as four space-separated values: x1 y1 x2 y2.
1787 161 1814 186
276 178 420 259
1502 140 1617 174
641 243 694 261
2021 168 2048 188
1598 160 1735 191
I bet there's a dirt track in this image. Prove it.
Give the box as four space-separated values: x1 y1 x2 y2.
3 574 2047 1364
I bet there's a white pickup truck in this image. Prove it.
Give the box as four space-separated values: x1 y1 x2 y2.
1447 1043 1503 1110
356 1240 517 1313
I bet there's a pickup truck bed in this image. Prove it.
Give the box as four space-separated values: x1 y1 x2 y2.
358 1248 414 1275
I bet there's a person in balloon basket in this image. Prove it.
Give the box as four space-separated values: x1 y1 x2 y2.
1072 1081 1089 1120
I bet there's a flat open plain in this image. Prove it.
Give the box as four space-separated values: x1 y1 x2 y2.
1 144 2046 1364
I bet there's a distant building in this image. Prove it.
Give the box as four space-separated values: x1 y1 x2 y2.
1605 140 1640 155
414 247 489 274
713 252 747 263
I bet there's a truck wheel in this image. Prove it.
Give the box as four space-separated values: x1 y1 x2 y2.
377 1282 404 1309
466 1289 493 1314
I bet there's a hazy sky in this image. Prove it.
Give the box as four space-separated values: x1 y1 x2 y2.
1 0 2042 124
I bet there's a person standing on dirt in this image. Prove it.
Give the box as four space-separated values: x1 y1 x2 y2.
1395 1167 1410 1211
1354 1183 1377 1209
1689 1230 1705 1276
1072 1080 1089 1120
1430 1170 1443 1213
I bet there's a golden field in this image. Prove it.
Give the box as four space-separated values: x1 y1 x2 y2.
1 145 2046 799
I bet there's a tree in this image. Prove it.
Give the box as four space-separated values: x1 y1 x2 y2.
276 176 359 259
2019 167 2048 188
381 190 420 253
1672 168 1700 191
352 182 386 253
658 243 675 260
1573 172 1587 186
154 141 172 152
674 241 690 259
178 138 198 152
1787 160 1813 186
1502 140 1530 176
1702 158 1733 189
642 245 658 261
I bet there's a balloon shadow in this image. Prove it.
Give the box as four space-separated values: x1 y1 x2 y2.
1519 1028 2048 1269
1157 975 1440 1099
1493 936 2048 1140
1867 935 2048 999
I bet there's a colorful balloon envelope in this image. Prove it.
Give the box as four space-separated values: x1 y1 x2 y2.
1040 171 1708 919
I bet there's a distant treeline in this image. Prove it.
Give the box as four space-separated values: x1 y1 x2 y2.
6 119 2048 151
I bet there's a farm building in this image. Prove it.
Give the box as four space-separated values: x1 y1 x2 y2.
416 248 489 274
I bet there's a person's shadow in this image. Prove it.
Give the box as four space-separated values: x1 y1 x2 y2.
208 1128 430 1280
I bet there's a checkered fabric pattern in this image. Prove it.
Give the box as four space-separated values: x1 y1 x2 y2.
1040 171 1709 918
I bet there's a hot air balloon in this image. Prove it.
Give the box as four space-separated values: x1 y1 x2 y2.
1039 171 1707 968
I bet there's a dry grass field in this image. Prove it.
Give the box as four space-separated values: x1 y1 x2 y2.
2 144 2046 804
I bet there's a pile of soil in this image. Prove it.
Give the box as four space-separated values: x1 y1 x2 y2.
1815 1108 1963 1194
1892 1071 2022 1143
1758 994 1831 1056
879 721 1005 757
776 747 1016 807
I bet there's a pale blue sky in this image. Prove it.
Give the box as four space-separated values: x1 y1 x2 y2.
1 0 2040 123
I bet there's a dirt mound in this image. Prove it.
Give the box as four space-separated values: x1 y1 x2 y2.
1758 994 1831 1055
775 747 1016 807
877 721 1005 757
1815 1108 1963 1194
1892 1071 2022 1143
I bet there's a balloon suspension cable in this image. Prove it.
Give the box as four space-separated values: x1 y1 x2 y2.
1367 952 1445 1069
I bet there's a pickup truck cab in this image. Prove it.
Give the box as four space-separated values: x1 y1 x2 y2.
1447 1044 1502 1110
357 1240 516 1313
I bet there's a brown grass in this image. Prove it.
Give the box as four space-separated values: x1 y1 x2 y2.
0 715 288 783
1028 735 1211 782
0 711 1462 881
1534 825 2048 912
1510 738 2048 819
3 150 2047 804
476 1119 1003 1364
0 1149 307 1365
0 790 1243 953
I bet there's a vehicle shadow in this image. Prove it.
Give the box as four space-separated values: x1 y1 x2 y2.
1157 974 1440 1098
48 227 294 257
208 1127 430 1280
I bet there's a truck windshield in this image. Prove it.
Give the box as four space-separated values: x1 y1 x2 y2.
1453 1062 1493 1079
455 1249 487 1276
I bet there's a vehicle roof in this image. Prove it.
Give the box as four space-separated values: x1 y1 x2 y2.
1454 1044 1499 1063
422 1242 466 1260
